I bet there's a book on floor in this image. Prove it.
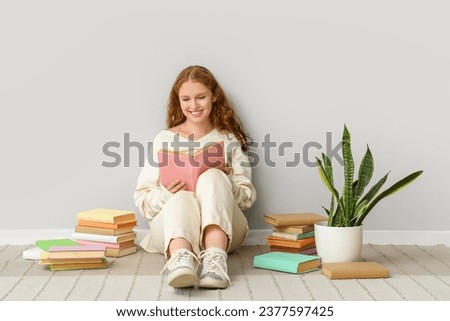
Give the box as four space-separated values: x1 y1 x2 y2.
269 244 317 255
267 235 315 249
106 245 137 257
74 225 135 236
321 262 390 279
271 230 315 241
38 244 109 271
264 212 327 227
22 247 45 260
47 258 109 271
75 239 137 257
273 225 315 234
71 231 136 244
75 239 135 249
253 251 320 274
35 238 80 251
46 245 106 260
77 219 137 230
39 252 105 264
157 140 225 192
77 208 136 224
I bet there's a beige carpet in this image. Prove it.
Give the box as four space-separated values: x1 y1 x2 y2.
1 244 449 301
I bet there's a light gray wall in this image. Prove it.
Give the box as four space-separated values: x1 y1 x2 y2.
1 0 449 232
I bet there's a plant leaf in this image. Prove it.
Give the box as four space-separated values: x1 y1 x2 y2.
322 153 335 219
332 204 342 226
316 157 344 222
322 153 334 185
349 199 369 225
356 170 424 225
357 172 390 208
316 157 339 199
354 145 374 202
342 125 355 225
329 194 335 224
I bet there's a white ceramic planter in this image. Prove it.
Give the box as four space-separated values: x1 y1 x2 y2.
314 221 363 263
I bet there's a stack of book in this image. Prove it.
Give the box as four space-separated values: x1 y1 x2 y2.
36 239 108 271
71 208 138 258
263 212 327 255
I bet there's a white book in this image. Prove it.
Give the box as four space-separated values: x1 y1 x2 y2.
71 231 136 244
22 247 45 260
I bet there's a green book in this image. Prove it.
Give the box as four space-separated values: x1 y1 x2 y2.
271 230 315 240
35 239 79 252
253 252 320 274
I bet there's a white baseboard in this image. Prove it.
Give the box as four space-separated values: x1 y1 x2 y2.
249 229 450 246
1 229 449 246
362 230 450 246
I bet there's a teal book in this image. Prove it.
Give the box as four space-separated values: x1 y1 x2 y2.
35 239 79 252
253 252 320 274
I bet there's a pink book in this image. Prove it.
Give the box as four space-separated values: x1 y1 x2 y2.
48 245 107 252
157 140 225 192
76 239 121 249
299 247 318 255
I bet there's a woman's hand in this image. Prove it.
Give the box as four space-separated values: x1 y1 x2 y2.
218 164 232 175
166 179 187 193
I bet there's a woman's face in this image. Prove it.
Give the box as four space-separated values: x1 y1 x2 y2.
178 80 215 125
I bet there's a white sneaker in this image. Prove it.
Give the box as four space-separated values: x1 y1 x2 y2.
198 247 231 289
161 249 199 288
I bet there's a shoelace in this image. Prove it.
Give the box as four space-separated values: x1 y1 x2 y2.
199 250 232 285
161 249 199 274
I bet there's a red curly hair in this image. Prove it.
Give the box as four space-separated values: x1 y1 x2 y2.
166 65 250 151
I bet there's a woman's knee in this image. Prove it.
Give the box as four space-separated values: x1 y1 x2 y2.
197 168 229 189
162 190 198 219
164 190 193 206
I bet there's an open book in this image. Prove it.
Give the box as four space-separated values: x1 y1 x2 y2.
157 140 225 192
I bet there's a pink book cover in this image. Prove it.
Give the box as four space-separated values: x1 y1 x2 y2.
48 245 107 252
157 140 225 192
299 247 318 255
76 239 121 249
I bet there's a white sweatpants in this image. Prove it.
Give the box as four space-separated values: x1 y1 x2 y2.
139 169 249 257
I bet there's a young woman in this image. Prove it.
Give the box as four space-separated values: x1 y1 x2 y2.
134 65 256 289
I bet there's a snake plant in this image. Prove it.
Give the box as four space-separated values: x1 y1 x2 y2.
316 125 423 227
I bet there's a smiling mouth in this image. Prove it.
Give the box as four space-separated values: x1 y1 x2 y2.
189 110 203 116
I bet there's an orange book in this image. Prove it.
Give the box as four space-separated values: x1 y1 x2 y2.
39 253 104 265
157 141 224 192
321 262 389 279
269 243 317 254
47 259 108 271
106 245 137 258
273 225 314 234
74 225 134 236
77 220 137 229
267 236 315 249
